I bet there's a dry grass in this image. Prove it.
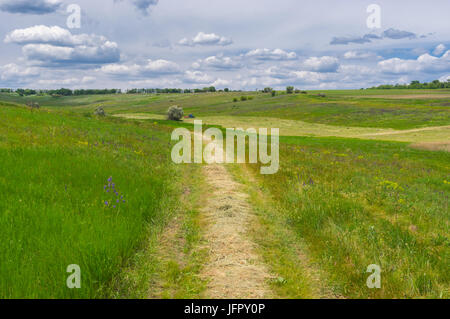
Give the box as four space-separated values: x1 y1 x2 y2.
410 142 450 152
113 113 166 120
200 164 274 299
114 113 449 145
230 164 344 299
351 94 450 99
192 116 450 144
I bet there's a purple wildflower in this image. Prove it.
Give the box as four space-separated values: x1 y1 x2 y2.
103 176 126 209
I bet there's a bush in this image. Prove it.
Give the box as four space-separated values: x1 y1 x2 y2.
271 91 276 97
26 101 40 110
233 98 238 102
248 96 254 100
286 86 294 94
240 96 248 101
167 105 184 121
94 106 106 117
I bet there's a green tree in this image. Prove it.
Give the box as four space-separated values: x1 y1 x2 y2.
167 105 184 121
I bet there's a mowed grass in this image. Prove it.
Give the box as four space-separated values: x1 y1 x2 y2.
0 104 179 298
246 136 449 298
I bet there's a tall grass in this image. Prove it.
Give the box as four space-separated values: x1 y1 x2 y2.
248 136 449 298
0 105 177 298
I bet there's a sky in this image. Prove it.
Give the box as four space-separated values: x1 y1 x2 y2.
0 0 449 90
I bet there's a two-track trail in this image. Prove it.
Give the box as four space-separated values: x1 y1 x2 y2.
196 133 274 299
138 130 334 299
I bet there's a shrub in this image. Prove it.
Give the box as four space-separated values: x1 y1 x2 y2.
233 98 238 102
167 105 184 121
94 106 106 117
272 91 276 97
26 101 40 110
248 96 254 100
240 96 248 101
286 86 294 94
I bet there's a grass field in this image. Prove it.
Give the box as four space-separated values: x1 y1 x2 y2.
0 103 180 298
3 89 450 130
244 136 449 298
0 89 449 299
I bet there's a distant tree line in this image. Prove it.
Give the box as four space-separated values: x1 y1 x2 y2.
44 88 121 96
0 86 242 96
125 87 231 94
73 89 121 95
0 88 121 96
16 89 38 96
370 80 450 90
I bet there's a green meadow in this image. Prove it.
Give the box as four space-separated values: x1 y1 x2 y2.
0 89 449 298
5 89 449 129
244 136 449 298
0 103 179 298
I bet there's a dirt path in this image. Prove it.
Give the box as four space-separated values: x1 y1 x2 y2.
353 94 450 99
197 134 274 299
359 125 450 137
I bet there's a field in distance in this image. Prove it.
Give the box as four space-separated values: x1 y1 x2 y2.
0 89 449 298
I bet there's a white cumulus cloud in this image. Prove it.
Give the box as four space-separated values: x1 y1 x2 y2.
433 44 446 56
0 63 39 81
343 51 379 60
439 74 450 82
198 55 242 70
38 76 96 86
179 32 233 47
100 59 181 77
184 70 213 84
378 51 450 74
245 48 297 61
302 56 340 73
5 25 120 66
